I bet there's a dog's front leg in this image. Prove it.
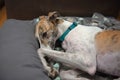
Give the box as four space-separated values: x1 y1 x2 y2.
38 51 55 77
38 50 51 73
38 48 97 75
38 49 57 77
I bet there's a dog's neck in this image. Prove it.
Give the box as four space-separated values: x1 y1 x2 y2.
57 20 73 38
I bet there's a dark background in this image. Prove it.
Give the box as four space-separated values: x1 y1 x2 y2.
5 0 120 20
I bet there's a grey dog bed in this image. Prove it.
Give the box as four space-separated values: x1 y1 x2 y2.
0 19 51 80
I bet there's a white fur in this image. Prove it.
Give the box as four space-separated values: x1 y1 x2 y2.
38 20 103 75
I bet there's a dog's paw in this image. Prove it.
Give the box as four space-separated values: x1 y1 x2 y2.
48 68 59 78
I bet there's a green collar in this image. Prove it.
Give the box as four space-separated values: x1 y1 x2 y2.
58 22 77 42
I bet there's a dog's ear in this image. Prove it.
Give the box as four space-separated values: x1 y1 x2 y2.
48 11 60 25
48 11 60 20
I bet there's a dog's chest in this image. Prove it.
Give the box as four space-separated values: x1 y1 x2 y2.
62 26 102 53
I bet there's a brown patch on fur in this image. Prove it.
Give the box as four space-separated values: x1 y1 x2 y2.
111 34 119 43
95 30 120 55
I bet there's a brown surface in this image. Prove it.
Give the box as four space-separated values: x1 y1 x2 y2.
0 6 7 27
5 0 119 20
0 6 120 27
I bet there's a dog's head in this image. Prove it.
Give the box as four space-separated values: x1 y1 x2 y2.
36 11 60 49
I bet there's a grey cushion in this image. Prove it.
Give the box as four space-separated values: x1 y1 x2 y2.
0 19 51 80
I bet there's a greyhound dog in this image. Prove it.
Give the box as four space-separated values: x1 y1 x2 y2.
38 11 120 79
35 14 58 78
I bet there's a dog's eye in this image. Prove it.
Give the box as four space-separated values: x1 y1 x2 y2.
42 32 47 38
